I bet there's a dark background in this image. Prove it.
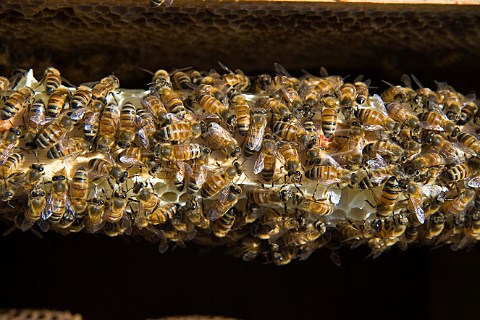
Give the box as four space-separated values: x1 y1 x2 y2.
1 226 480 320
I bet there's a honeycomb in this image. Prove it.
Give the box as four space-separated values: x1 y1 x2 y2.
0 65 479 266
0 1 479 87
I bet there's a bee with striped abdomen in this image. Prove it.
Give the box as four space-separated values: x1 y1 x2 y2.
41 67 62 94
116 101 137 149
21 187 47 231
254 134 278 183
1 86 35 120
155 143 210 161
0 127 22 163
36 113 73 149
69 167 89 215
0 153 24 178
376 176 402 218
70 85 92 110
208 185 242 221
158 86 186 119
158 120 203 144
243 108 268 157
96 102 120 154
212 207 236 238
200 162 242 198
205 122 240 158
43 174 70 225
47 137 92 159
46 87 70 118
233 95 251 136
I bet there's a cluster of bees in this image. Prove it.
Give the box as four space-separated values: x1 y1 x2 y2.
0 63 479 265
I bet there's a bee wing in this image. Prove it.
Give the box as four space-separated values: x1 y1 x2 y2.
320 154 342 169
20 214 35 231
366 155 386 169
137 127 150 148
207 186 231 221
68 107 88 121
118 154 144 167
135 203 146 228
253 151 266 174
218 61 233 74
467 176 480 188
84 110 100 130
273 62 291 78
41 194 54 220
420 184 444 198
120 215 133 236
174 161 185 182
36 219 50 233
400 74 413 88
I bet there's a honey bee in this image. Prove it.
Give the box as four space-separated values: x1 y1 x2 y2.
197 91 237 129
0 153 24 178
171 69 192 90
70 85 92 110
352 164 396 189
442 160 479 184
278 142 302 183
254 134 278 182
21 187 47 231
96 102 120 153
232 236 263 261
24 99 46 144
458 96 478 125
1 86 34 120
69 167 89 215
417 111 457 137
305 160 350 184
136 186 177 226
21 163 45 192
117 146 146 167
46 87 70 118
90 75 120 110
232 95 251 136
362 140 404 162
200 162 241 198
141 94 169 124
184 199 211 229
218 62 250 93
320 101 338 140
158 86 186 119
354 76 371 105
242 109 268 157
424 213 445 240
212 207 236 238
179 152 209 194
158 120 203 144
85 196 106 233
408 153 446 176
257 97 292 122
457 132 480 156
436 82 462 122
88 158 128 184
47 137 92 159
376 176 401 218
338 82 357 119
409 74 438 111
463 206 480 239
282 221 327 246
36 113 73 149
441 189 475 216
272 120 311 148
294 193 334 218
41 67 62 94
83 109 101 142
208 185 242 221
151 69 172 88
116 101 137 149
155 143 210 161
205 122 240 158
0 127 22 163
354 107 398 132
0 76 10 92
385 102 420 129
105 191 128 223
405 182 426 224
270 244 297 266
246 187 292 207
43 174 70 224
381 81 416 103
423 132 459 162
